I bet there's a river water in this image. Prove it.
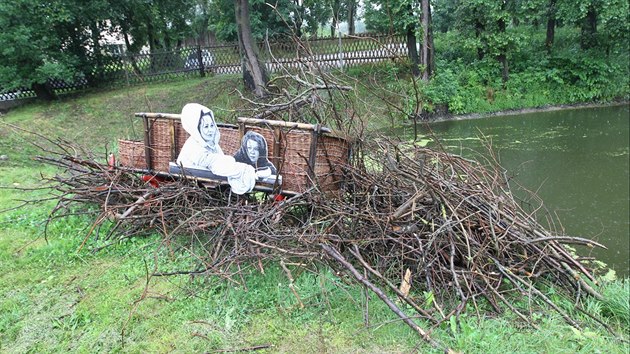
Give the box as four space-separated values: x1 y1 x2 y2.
394 104 629 277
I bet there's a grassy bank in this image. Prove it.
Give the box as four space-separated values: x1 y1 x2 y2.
0 200 628 352
1 56 629 352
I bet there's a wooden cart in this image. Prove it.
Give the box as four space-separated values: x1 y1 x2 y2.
118 112 351 195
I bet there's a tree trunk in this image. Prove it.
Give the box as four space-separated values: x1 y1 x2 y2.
122 29 142 76
475 20 485 60
294 4 304 37
331 0 341 37
199 6 210 45
31 82 58 101
347 0 356 35
545 0 556 52
235 0 268 98
385 2 394 35
497 11 509 87
407 25 420 77
420 0 434 81
580 5 598 49
89 21 104 83
497 53 509 87
159 10 172 50
427 6 435 78
146 16 158 52
545 17 556 51
146 15 160 72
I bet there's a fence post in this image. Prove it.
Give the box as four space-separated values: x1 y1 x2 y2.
196 45 205 77
337 31 345 70
124 53 131 87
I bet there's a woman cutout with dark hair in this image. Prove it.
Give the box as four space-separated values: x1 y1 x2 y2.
233 131 277 178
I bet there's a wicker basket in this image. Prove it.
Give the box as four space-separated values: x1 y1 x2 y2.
149 143 178 172
130 112 351 193
149 117 240 160
241 124 350 193
216 125 240 156
120 124 241 172
118 139 172 171
118 139 146 169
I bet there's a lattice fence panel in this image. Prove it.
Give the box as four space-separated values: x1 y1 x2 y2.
2 34 409 102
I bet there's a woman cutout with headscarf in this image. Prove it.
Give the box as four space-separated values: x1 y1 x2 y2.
233 131 277 178
176 103 256 194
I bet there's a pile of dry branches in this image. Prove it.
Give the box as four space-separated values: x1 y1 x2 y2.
23 133 607 351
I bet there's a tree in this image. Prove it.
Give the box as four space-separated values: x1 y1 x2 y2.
107 0 196 52
364 0 405 34
235 0 269 97
595 0 629 54
432 0 458 33
209 0 298 42
496 1 510 85
0 0 200 100
347 0 358 35
329 0 344 37
208 0 342 39
580 2 598 49
405 12 421 77
554 0 600 49
0 0 112 99
555 0 629 52
545 0 557 51
364 0 434 79
454 0 516 86
419 0 435 81
302 0 332 37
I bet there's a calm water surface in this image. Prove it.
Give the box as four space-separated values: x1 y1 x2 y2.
396 105 629 277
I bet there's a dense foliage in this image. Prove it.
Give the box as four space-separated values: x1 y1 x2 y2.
0 0 628 103
0 0 197 97
421 26 628 114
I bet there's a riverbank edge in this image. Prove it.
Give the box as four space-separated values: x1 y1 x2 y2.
415 99 629 277
423 100 630 123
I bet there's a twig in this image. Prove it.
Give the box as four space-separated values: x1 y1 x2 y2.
280 259 304 309
321 243 449 352
210 344 273 353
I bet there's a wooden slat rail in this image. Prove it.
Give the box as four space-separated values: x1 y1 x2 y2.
237 117 332 133
141 115 153 170
133 112 332 132
134 112 238 129
135 112 182 120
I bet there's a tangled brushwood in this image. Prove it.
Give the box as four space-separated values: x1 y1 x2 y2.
23 131 610 351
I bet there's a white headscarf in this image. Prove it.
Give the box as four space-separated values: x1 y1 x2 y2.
177 103 255 194
180 103 222 154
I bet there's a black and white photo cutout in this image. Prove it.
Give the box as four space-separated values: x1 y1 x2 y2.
234 131 281 184
173 103 256 194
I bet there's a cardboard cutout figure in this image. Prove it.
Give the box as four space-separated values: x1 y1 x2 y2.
234 131 278 178
176 103 256 194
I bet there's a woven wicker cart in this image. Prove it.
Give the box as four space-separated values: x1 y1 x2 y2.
118 112 351 194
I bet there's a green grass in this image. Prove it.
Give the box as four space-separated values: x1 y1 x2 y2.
1 58 629 352
0 218 419 353
1 211 628 353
